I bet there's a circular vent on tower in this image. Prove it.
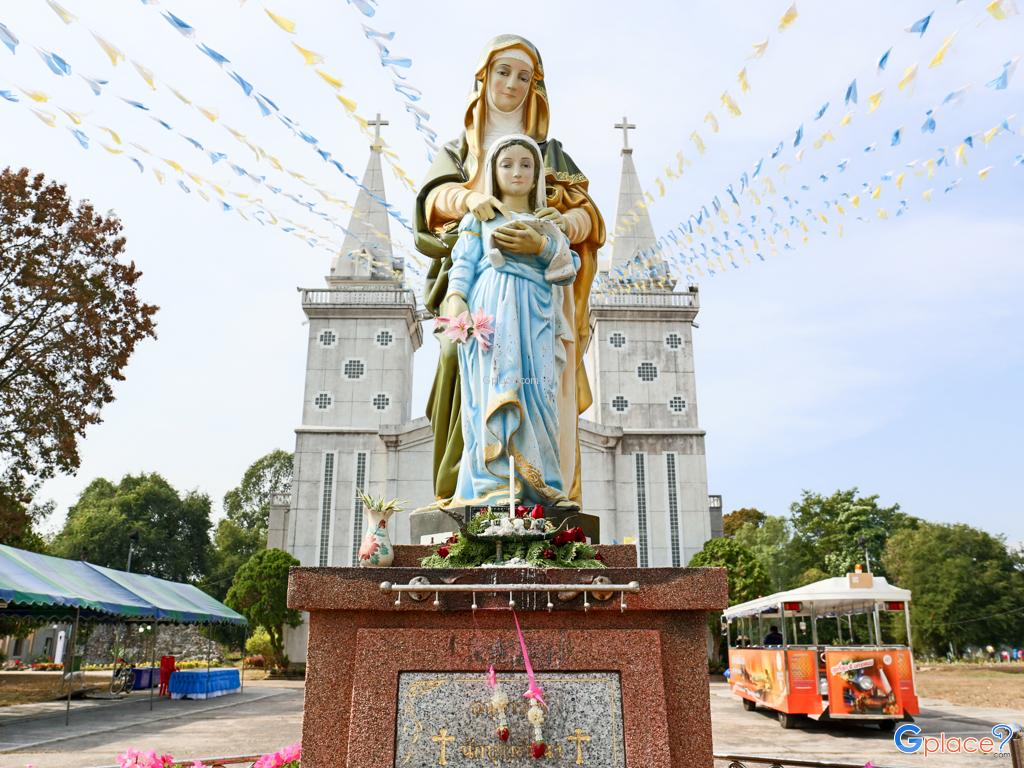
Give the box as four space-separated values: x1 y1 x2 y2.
609 332 626 349
343 359 366 380
318 329 337 348
314 392 333 410
611 395 629 413
375 329 394 348
665 332 682 350
637 362 658 382
372 393 390 411
669 396 687 414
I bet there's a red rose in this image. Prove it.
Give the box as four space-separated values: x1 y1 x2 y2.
552 531 569 547
542 548 556 560
515 505 529 518
571 527 587 543
595 551 605 562
530 504 544 519
437 545 450 558
530 742 546 759
496 726 510 742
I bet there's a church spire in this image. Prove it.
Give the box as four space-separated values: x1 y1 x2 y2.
607 117 674 292
328 113 402 284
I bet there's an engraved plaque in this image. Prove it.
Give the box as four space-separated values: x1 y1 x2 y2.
395 672 625 767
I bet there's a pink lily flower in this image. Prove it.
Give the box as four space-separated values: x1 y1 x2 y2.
443 311 471 343
471 308 495 350
487 664 498 690
433 315 450 332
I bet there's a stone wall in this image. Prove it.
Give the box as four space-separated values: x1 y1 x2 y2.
82 624 230 665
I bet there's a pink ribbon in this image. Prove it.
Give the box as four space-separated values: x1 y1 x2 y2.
512 610 547 709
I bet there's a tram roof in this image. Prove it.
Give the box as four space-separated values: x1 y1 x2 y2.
723 575 912 620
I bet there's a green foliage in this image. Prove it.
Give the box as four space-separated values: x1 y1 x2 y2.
723 507 767 537
245 627 275 659
789 488 915 577
0 491 51 552
883 522 1024 656
51 473 212 582
690 537 770 605
202 518 265 601
222 450 292 532
733 515 804 593
226 548 301 669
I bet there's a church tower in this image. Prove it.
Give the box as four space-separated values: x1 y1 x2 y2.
583 118 712 567
274 114 422 580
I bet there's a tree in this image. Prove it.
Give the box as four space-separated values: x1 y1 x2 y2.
51 473 212 582
0 491 50 552
733 515 804 592
222 450 293 532
690 537 771 605
789 488 915 577
203 518 265 601
0 168 157 500
723 507 767 537
883 522 1024 656
226 548 301 669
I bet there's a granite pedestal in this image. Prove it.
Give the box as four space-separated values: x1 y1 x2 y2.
288 545 727 767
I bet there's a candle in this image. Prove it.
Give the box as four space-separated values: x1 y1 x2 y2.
509 455 515 517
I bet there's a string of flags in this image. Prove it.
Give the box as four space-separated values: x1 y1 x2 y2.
253 5 421 193
339 0 440 162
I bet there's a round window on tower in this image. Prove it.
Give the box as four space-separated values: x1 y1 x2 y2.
611 395 629 413
665 332 683 350
375 329 394 348
669 396 687 414
342 358 366 380
314 392 333 410
637 362 658 382
372 393 391 411
609 332 626 349
318 329 337 348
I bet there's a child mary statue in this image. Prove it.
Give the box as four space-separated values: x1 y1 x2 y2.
441 133 580 511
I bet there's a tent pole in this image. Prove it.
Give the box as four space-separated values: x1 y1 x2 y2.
205 629 212 699
149 623 157 711
65 607 79 727
239 624 245 696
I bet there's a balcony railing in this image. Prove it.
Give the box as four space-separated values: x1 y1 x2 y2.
590 291 696 308
301 288 417 307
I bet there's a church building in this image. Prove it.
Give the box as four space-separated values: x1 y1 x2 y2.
268 119 721 662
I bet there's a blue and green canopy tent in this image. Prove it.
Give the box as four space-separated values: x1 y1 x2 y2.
0 543 245 625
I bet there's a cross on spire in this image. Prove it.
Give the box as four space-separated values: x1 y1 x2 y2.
368 112 389 146
614 116 636 151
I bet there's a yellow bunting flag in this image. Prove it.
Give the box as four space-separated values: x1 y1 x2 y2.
750 39 769 59
30 109 56 127
778 3 799 31
836 204 846 215
20 89 50 103
315 69 343 89
198 106 219 122
704 112 719 132
763 177 776 194
923 188 933 201
153 168 165 184
292 42 324 66
840 111 853 127
877 208 888 220
92 33 124 66
163 158 184 173
264 8 297 33
336 93 357 113
100 126 122 144
45 0 77 24
656 177 666 196
187 171 204 185
929 34 956 68
978 166 992 180
895 172 906 189
777 163 791 175
897 65 917 90
871 185 881 199
955 143 968 165
812 131 834 149
738 67 750 92
851 194 860 208
868 90 884 113
268 155 283 171
225 125 247 140
983 125 1001 144
690 131 706 154
100 143 123 155
169 87 192 105
59 108 84 125
721 91 741 117
211 183 225 197
986 0 1019 20
924 158 936 177
676 150 687 174
132 60 157 90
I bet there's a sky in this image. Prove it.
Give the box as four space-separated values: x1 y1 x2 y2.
1 1 1021 545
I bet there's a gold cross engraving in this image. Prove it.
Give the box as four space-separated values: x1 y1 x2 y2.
567 727 592 765
431 727 455 766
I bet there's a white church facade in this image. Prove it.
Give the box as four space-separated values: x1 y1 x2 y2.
268 123 721 662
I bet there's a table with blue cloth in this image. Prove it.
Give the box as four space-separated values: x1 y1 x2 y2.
131 666 158 690
167 668 241 700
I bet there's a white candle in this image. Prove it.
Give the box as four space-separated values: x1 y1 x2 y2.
509 455 515 516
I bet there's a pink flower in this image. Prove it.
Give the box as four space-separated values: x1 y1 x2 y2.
471 308 495 351
443 311 471 343
358 536 379 561
433 315 450 332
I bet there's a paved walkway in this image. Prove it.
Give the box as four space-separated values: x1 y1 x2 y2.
0 680 303 767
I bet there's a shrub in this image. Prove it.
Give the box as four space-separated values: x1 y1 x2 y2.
245 627 275 659
244 655 265 668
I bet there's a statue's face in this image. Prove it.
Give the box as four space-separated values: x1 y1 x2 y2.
494 144 535 198
488 56 532 112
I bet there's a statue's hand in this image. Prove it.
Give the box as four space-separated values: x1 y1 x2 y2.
494 221 546 255
441 293 469 322
465 192 511 222
536 206 567 233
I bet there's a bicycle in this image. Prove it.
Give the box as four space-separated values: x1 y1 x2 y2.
110 658 136 695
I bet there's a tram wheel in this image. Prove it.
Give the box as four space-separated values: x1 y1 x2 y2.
778 711 800 729
742 698 757 711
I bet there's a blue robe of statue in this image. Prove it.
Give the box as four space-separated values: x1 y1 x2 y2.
445 211 579 507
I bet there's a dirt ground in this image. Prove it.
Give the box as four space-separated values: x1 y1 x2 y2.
915 662 1024 710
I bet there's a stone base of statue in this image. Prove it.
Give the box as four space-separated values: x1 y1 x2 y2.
288 545 726 767
410 505 601 544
